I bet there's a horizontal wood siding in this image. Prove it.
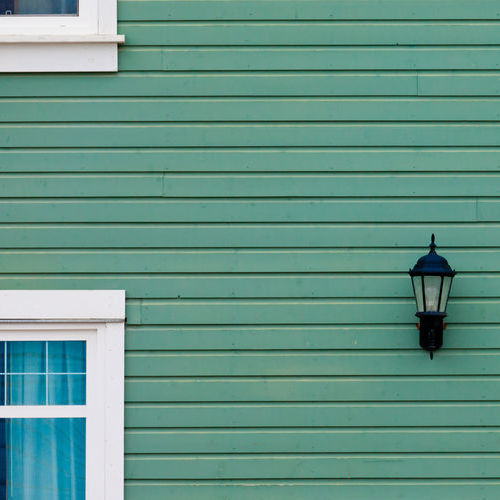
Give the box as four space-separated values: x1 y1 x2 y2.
1 1 500 498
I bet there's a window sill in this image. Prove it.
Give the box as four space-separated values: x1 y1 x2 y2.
0 34 124 43
0 34 125 72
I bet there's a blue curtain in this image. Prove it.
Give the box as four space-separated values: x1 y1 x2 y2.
8 342 45 406
0 341 86 499
7 419 85 500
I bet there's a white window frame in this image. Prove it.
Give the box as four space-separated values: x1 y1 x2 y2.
0 290 125 500
0 0 124 71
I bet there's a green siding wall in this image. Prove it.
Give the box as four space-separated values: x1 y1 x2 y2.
2 0 500 498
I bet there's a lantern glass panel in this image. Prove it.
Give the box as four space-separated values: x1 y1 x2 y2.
412 276 424 312
439 276 452 312
423 275 442 312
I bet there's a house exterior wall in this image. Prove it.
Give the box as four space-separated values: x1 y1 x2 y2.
1 0 500 498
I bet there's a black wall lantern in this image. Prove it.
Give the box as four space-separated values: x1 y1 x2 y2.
409 234 456 359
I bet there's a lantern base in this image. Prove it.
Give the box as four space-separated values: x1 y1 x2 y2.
416 312 446 356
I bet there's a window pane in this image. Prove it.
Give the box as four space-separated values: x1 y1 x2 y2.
4 341 86 405
7 342 45 374
0 0 77 15
0 419 5 498
0 343 5 374
0 343 5 404
4 418 85 499
0 0 14 14
48 341 85 374
48 374 85 405
8 375 46 405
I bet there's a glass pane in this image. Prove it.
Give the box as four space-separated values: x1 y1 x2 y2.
439 276 453 312
7 342 45 374
0 419 5 498
0 343 5 374
0 378 4 406
3 341 86 406
0 0 77 15
48 374 85 405
412 276 424 312
5 418 85 499
423 275 442 312
0 344 5 403
8 375 46 405
48 341 85 374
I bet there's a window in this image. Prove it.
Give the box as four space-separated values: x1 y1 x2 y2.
0 0 124 71
0 290 125 499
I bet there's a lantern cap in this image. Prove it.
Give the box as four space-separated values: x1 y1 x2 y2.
409 234 456 277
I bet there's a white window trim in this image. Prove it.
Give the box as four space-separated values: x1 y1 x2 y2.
0 0 124 72
0 290 125 500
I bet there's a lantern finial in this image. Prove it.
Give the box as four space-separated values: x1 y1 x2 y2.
429 233 436 253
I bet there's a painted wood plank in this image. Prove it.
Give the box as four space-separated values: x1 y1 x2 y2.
0 175 162 197
123 481 500 500
124 402 500 428
162 173 500 197
119 47 500 71
0 173 498 199
419 72 500 96
3 223 500 248
0 274 423 298
125 377 500 402
0 149 497 172
5 123 500 148
125 350 500 375
125 428 500 453
124 453 500 479
8 98 500 122
120 21 500 46
0 274 496 299
0 200 476 223
128 298 500 325
3 249 500 274
125 326 500 350
474 200 500 220
0 71 417 97
0 274 418 298
0 73 418 97
117 0 500 21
